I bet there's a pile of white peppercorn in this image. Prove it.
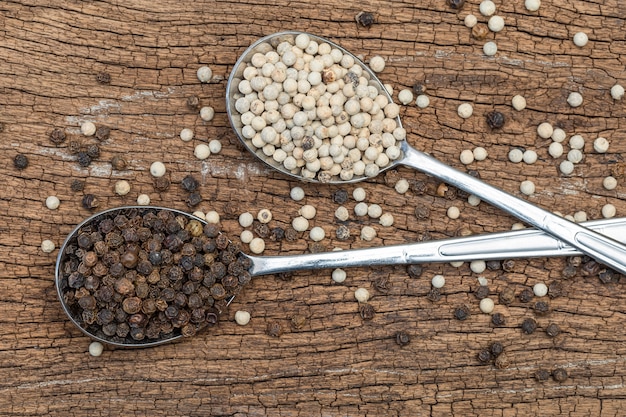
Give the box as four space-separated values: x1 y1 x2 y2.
229 33 405 183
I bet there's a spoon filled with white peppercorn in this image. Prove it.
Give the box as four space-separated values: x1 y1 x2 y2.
226 31 626 276
56 206 626 347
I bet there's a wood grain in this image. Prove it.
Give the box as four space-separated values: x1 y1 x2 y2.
2 1 626 415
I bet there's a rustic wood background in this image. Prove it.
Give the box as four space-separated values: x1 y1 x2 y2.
2 0 626 415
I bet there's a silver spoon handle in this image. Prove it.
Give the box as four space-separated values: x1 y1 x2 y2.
401 145 626 275
247 217 626 276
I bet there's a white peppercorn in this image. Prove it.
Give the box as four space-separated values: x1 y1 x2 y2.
292 216 309 232
197 66 212 82
299 204 316 219
511 223 525 230
309 226 326 242
369 56 385 73
398 89 414 105
431 274 445 289
193 211 206 220
257 208 272 223
416 94 430 108
593 137 609 153
548 142 564 158
537 122 553 139
290 186 305 201
335 206 350 222
559 160 574 175
602 203 616 218
240 230 254 244
525 0 541 11
483 42 498 56
89 341 104 357
477 276 489 286
573 32 588 47
573 210 587 223
200 106 215 121
551 128 566 143
332 268 347 283
355 287 370 303
394 179 409 194
249 237 265 254
379 212 394 227
479 0 496 16
533 282 548 297
611 84 624 100
205 210 220 224
367 204 383 219
136 194 151 205
46 196 60 210
467 194 481 206
473 147 488 161
567 92 583 107
41 239 56 253
114 180 131 196
603 176 617 190
569 135 584 150
447 206 460 219
460 149 474 165
520 180 535 195
457 103 474 119
464 14 478 28
523 150 538 164
567 149 583 164
208 140 222 154
354 202 368 216
194 144 211 160
353 187 366 202
180 128 194 142
234 310 251 326
508 148 524 163
239 212 254 228
470 260 486 274
150 161 166 177
511 95 527 111
488 15 505 32
81 121 96 136
450 261 464 268
479 298 495 314
360 225 377 241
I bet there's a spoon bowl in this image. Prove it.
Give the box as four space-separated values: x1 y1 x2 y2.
226 31 626 276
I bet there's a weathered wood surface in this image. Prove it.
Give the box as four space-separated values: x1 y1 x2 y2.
2 1 626 415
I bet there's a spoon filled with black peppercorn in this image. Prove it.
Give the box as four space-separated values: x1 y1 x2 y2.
56 206 626 347
226 31 626 276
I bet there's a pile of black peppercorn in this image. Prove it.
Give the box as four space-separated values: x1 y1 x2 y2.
58 208 252 344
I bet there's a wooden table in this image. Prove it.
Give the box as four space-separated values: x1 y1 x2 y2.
2 1 626 415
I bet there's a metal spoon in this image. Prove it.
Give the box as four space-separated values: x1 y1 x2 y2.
226 31 626 276
56 206 626 347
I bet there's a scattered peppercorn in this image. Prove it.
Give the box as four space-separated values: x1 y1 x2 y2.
359 303 376 320
186 95 200 109
332 189 349 204
474 285 490 300
70 179 85 192
336 225 350 240
454 305 470 321
502 259 515 272
181 175 200 192
266 321 282 337
552 368 568 383
521 317 538 334
77 151 92 167
548 281 564 298
490 341 504 357
499 286 516 305
95 126 111 141
68 140 81 154
86 144 100 159
447 0 465 9
96 71 111 84
581 260 601 277
269 227 285 241
413 83 425 95
407 264 423 279
598 269 616 284
545 323 561 337
494 354 510 369
373 276 391 293
519 288 534 303
486 111 505 129
409 179 428 195
472 24 489 40
534 301 550 315
291 314 307 329
49 128 66 144
535 369 551 382
562 264 577 279
477 349 492 363
81 194 99 210
111 155 127 171
486 260 501 270
491 312 506 326
394 331 410 346
153 176 170 191
414 206 430 219
13 154 29 170
355 11 375 27
426 287 441 302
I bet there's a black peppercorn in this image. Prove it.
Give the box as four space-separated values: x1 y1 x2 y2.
266 321 282 337
96 71 111 84
355 11 375 27
581 260 601 277
477 349 492 363
153 176 170 191
502 259 515 272
82 194 99 210
598 268 616 284
519 288 534 303
491 312 506 326
86 144 100 159
332 189 349 204
545 323 561 337
499 286 516 305
13 154 29 170
70 179 85 192
186 95 200 109
534 300 550 315
490 341 504 357
486 111 505 129
548 281 564 298
552 368 568 383
426 287 441 302
394 331 410 346
77 151 92 167
414 206 430 219
521 317 537 334
95 126 111 141
562 264 577 279
186 192 202 207
181 175 199 192
336 225 350 240
269 227 285 241
447 0 465 9
284 227 298 241
413 83 425 95
49 128 66 144
359 303 375 320
486 260 501 271
453 305 470 321
494 354 509 369
111 155 127 171
407 264 423 279
474 285 490 300
535 369 550 382
373 276 391 293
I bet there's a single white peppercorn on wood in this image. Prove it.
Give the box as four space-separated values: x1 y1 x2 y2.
479 0 496 16
479 298 495 314
137 194 151 205
354 287 370 303
416 94 430 108
593 137 609 153
299 205 316 219
508 148 523 163
292 216 309 232
394 179 409 194
483 41 498 56
197 66 213 82
194 144 211 160
290 187 305 201
240 230 254 244
537 122 553 139
470 260 486 274
488 15 505 32
180 128 194 142
431 275 445 289
114 180 131 196
511 95 527 111
249 237 265 254
239 212 254 228
525 0 541 11
533 283 548 297
379 212 394 227
335 206 350 222
309 226 326 242
459 149 474 165
41 239 56 253
81 121 96 136
602 203 616 218
567 92 583 107
551 128 566 143
369 56 385 72
257 208 272 223
611 84 625 100
360 225 377 241
150 161 166 177
447 206 460 219
603 176 618 190
464 14 478 28
205 210 220 224
520 180 536 195
398 89 413 105
89 341 104 357
200 106 215 121
234 310 251 326
46 196 60 210
457 103 474 119
332 269 347 283
573 32 588 47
